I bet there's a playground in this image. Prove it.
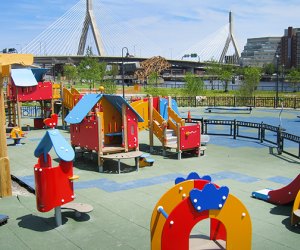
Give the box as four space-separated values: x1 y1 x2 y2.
0 105 299 249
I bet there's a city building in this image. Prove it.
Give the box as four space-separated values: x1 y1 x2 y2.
241 37 281 67
281 26 300 69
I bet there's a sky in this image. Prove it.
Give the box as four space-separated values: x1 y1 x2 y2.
1 0 300 60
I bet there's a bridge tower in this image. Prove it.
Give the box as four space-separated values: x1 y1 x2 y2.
77 0 105 56
219 11 240 64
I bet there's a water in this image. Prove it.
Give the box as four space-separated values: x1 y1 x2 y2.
163 80 300 92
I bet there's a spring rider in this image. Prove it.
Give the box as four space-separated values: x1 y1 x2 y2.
34 114 92 226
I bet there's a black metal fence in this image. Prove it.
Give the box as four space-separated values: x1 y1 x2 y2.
174 96 300 109
187 118 300 160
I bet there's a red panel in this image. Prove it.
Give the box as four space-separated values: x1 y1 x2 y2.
210 218 226 241
161 199 209 250
126 107 138 149
34 154 74 212
16 82 53 102
153 97 159 111
70 119 99 151
268 174 300 205
34 118 44 129
179 124 201 150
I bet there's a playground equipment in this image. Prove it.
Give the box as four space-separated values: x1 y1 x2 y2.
8 126 25 145
0 214 9 226
131 96 201 160
139 153 155 167
65 93 143 172
291 190 300 226
252 174 300 205
33 119 92 226
1 53 33 197
5 68 57 128
150 172 252 250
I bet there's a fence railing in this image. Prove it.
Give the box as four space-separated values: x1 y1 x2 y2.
174 96 300 109
187 118 300 159
21 106 42 118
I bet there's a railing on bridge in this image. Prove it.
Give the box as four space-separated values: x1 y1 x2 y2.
186 117 300 160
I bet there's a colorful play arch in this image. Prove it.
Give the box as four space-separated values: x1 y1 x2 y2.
150 172 252 250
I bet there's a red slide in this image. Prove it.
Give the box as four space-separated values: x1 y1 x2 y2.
268 174 300 205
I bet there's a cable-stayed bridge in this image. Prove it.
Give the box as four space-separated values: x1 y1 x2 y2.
21 0 240 64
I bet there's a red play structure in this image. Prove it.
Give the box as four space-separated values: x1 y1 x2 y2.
131 96 202 159
65 93 144 172
6 68 54 128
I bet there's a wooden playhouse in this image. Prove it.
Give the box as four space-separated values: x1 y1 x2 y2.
65 93 144 172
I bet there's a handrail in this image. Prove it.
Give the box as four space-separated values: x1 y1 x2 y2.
167 106 184 135
152 108 165 142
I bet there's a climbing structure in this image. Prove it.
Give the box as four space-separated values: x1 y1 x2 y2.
131 96 201 159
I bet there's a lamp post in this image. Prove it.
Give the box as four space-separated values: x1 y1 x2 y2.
275 54 279 108
122 47 129 98
281 64 285 92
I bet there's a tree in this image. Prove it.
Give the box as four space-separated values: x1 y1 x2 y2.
219 65 234 92
144 72 160 96
262 63 275 75
205 60 222 90
63 64 78 86
239 67 261 97
183 72 205 96
286 68 300 92
77 57 107 91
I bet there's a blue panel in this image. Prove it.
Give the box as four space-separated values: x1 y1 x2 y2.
74 173 181 192
48 130 74 161
65 94 102 124
159 98 168 120
171 99 180 116
189 184 229 212
31 68 49 81
175 172 211 184
267 176 292 185
11 68 38 87
210 171 260 183
252 188 272 201
34 129 74 161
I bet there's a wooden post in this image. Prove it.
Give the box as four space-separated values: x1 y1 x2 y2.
149 96 154 153
17 100 21 127
97 110 103 171
177 123 181 160
0 54 33 197
0 66 12 197
122 103 128 152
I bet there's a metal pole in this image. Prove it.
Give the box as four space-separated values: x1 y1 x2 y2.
121 47 129 99
276 55 279 108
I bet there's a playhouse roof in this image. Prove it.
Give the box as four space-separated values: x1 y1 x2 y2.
31 68 49 82
65 94 144 124
11 68 38 87
34 129 75 162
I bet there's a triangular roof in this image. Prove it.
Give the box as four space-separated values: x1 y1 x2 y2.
65 94 144 124
11 68 38 87
34 129 75 162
